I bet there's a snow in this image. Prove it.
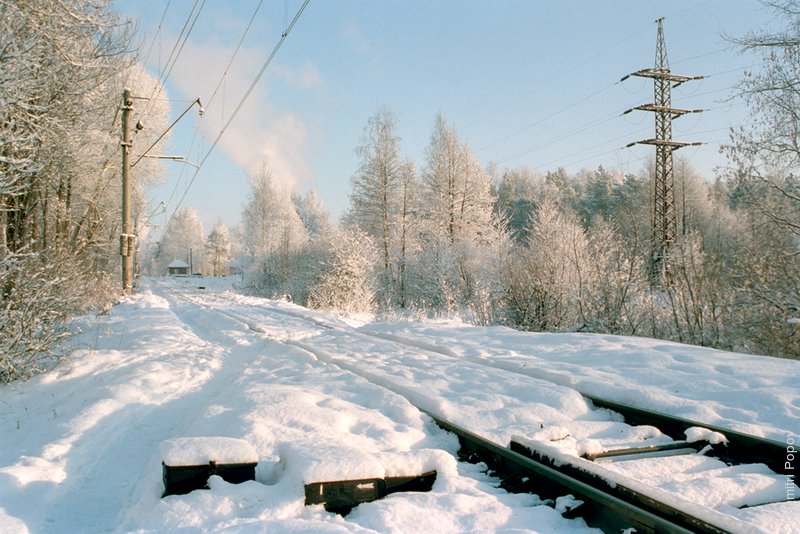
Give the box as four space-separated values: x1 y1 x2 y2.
554 495 584 515
685 426 728 445
360 322 800 441
160 437 258 466
0 276 798 533
166 259 190 269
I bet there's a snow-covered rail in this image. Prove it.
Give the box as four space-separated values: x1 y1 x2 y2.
582 395 790 476
429 413 707 534
154 280 798 532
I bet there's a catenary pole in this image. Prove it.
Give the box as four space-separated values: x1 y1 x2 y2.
121 89 134 294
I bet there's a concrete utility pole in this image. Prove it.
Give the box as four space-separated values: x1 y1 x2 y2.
120 89 135 295
623 18 703 286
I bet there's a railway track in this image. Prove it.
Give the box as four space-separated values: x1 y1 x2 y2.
154 280 798 533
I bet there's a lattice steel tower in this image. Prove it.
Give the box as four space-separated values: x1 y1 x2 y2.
623 18 703 285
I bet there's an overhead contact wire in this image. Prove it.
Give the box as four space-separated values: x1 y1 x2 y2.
167 0 312 226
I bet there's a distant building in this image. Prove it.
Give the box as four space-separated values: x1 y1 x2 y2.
167 259 190 276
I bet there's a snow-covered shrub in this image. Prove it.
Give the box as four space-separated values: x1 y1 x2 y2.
502 199 584 331
0 246 117 382
454 221 511 326
404 230 461 314
283 237 328 306
308 229 377 314
572 221 646 334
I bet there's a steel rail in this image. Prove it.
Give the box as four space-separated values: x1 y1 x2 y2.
426 412 713 534
584 395 790 475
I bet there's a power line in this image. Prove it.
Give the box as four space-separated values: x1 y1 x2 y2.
155 0 201 87
671 47 726 66
494 94 747 172
153 0 266 227
142 0 207 120
205 0 265 111
165 0 312 228
140 0 172 75
472 3 716 153
494 89 743 166
535 124 651 170
496 108 622 164
487 51 755 163
465 24 651 132
477 81 620 153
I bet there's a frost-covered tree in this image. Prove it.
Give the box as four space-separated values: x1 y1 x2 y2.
543 167 582 215
346 110 429 308
158 208 205 274
415 115 501 313
242 167 308 296
660 232 727 347
348 108 402 272
205 223 231 277
503 199 587 331
715 181 800 357
577 165 621 227
292 190 331 238
494 167 540 243
345 108 426 308
573 221 645 334
0 1 172 380
393 160 421 308
719 1 800 356
724 0 800 239
243 168 307 260
423 115 494 242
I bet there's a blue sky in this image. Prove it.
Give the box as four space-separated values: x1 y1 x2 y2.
113 1 777 237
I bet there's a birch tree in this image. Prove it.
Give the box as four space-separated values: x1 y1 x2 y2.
346 108 408 305
205 223 231 277
724 0 800 238
242 168 308 295
721 0 800 356
393 160 420 308
158 208 205 274
417 115 499 313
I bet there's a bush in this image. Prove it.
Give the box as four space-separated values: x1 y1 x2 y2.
0 245 117 382
308 229 377 314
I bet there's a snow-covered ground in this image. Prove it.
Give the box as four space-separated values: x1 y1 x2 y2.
1 276 798 533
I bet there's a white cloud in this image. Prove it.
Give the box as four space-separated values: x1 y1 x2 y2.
163 37 318 190
272 62 322 90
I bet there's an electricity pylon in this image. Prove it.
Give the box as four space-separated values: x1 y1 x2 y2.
623 18 703 286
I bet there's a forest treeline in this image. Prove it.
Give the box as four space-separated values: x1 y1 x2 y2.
0 0 170 381
1 1 798 382
234 108 798 360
